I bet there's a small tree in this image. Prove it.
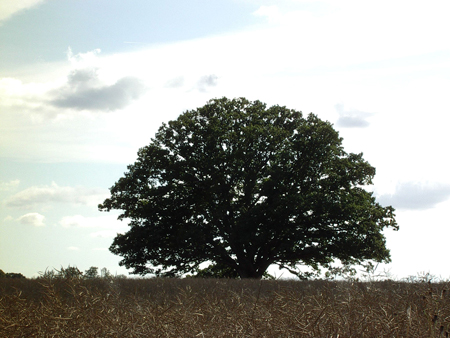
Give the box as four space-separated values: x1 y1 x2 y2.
57 265 83 279
84 266 99 279
100 267 112 279
100 97 397 279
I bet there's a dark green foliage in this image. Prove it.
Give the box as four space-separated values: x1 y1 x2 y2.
99 97 397 279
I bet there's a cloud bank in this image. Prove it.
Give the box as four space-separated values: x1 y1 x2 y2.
50 68 147 111
0 179 20 191
0 48 147 120
378 182 450 210
6 182 108 209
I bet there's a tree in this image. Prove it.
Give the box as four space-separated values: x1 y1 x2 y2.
84 266 99 279
57 265 83 279
99 97 397 279
100 267 112 279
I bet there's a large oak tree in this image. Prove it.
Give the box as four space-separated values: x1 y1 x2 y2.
99 97 397 279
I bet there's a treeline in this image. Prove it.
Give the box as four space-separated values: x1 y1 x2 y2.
0 266 126 280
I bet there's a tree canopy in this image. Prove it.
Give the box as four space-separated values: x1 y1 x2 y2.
99 97 397 279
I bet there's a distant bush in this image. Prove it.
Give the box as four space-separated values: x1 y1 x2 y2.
0 269 26 279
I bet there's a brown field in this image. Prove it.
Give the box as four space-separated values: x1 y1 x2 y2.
1 276 450 337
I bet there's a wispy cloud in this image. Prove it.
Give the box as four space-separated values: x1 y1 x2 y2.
197 74 218 92
0 0 46 23
17 212 45 227
377 182 450 210
335 103 373 128
0 179 20 191
5 182 108 209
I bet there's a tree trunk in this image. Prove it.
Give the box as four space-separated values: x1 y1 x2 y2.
237 268 262 279
236 261 267 279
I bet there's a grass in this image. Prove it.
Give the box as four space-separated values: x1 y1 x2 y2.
1 276 450 337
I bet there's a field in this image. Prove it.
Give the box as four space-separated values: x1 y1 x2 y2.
1 276 450 337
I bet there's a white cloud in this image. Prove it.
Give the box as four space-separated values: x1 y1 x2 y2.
0 0 46 23
66 47 102 68
67 246 80 251
0 77 52 111
5 182 108 209
17 212 45 226
249 1 450 68
0 179 20 191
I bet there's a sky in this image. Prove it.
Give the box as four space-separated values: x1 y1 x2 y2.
1 0 450 279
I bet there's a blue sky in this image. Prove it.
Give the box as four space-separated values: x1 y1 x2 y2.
1 0 450 279
0 0 261 68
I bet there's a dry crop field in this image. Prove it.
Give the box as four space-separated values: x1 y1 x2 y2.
1 276 450 337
